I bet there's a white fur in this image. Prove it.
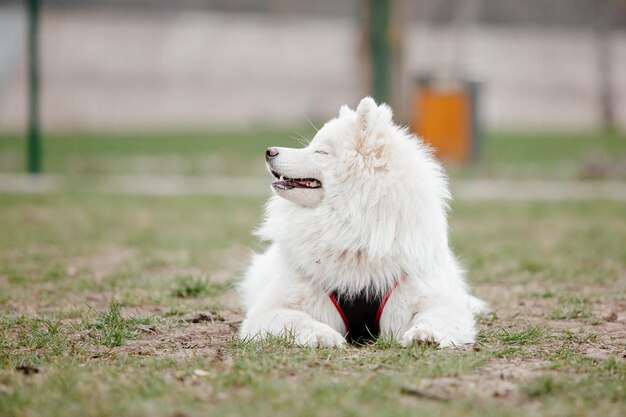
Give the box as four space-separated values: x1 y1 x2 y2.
239 97 487 348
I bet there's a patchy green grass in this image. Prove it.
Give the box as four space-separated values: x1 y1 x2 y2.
2 130 625 179
171 276 230 299
548 297 592 320
455 130 626 179
0 128 314 177
520 376 561 398
0 193 624 417
481 326 547 346
80 300 157 347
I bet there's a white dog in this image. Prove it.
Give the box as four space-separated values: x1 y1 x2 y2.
239 97 486 348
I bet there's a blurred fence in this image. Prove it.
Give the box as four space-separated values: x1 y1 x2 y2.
0 0 625 132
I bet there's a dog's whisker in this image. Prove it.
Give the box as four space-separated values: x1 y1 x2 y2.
293 130 311 146
306 116 319 132
289 135 307 147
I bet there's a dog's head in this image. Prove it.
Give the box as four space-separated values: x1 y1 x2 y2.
261 97 450 269
265 97 397 208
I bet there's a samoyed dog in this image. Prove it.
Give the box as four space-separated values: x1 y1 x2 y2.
239 97 486 348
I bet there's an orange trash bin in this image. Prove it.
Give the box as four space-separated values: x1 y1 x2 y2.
410 79 480 164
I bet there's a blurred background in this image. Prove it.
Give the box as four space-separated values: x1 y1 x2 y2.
0 0 625 187
3 4 626 416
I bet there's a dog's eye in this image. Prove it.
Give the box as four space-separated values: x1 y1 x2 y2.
315 150 329 155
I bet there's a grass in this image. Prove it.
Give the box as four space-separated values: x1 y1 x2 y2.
0 128 625 416
0 128 313 177
481 326 547 346
171 276 229 298
454 130 626 179
80 300 156 347
548 297 592 320
520 376 560 398
1 129 625 179
0 191 624 417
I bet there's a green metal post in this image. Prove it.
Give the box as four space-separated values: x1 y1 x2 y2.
369 0 391 104
27 0 41 173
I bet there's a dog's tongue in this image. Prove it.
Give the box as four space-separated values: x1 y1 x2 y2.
272 180 295 190
273 177 321 189
295 179 321 188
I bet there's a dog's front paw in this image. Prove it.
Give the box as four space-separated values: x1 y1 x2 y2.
295 324 346 348
400 323 454 348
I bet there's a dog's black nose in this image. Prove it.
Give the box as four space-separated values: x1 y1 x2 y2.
265 147 279 160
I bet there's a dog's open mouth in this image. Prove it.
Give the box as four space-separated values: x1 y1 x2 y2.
270 169 322 191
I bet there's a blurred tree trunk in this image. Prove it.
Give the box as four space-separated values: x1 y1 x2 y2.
594 2 615 132
360 0 407 121
27 0 42 173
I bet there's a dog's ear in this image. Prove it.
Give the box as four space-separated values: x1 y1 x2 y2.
355 97 393 166
339 105 354 118
356 97 392 134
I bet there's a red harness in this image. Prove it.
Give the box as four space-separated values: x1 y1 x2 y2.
327 273 406 343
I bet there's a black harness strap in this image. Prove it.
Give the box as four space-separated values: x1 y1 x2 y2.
328 274 405 344
329 290 379 343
